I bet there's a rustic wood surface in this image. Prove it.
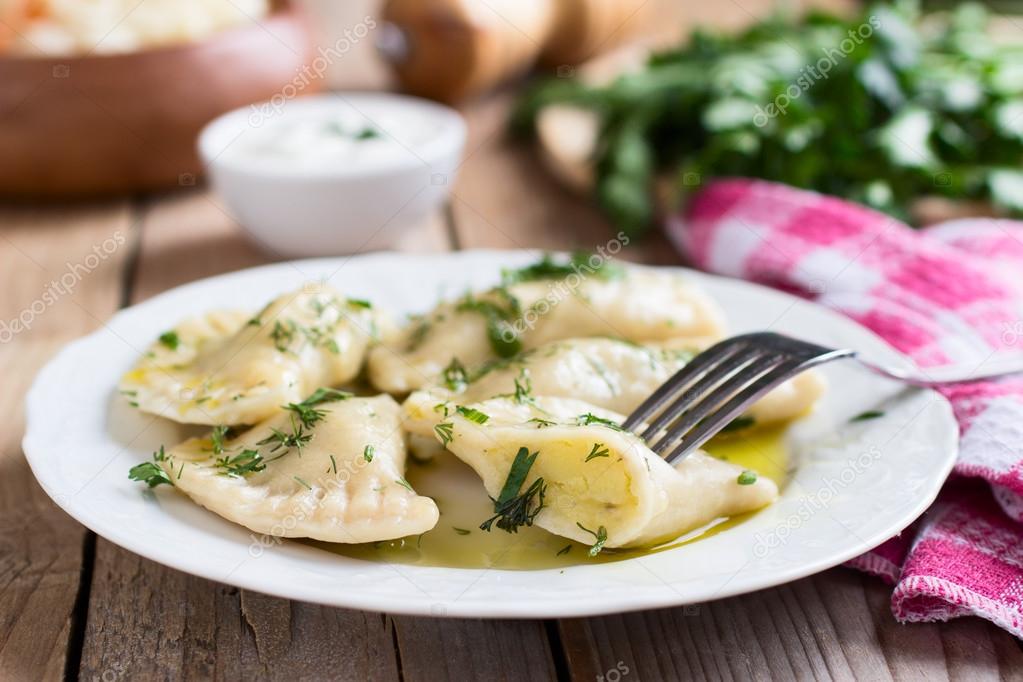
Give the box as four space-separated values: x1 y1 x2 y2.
3 1 1022 680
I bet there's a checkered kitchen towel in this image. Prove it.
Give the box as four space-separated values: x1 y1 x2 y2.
668 178 1023 637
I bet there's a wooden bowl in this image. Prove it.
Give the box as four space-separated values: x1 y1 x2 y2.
0 1 318 198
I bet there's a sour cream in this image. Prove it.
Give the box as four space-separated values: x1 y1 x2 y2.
216 95 458 175
199 93 465 255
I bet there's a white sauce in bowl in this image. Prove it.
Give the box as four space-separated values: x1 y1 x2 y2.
204 93 465 176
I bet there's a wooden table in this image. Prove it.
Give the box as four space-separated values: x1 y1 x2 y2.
5 0 1023 674
3 88 1022 682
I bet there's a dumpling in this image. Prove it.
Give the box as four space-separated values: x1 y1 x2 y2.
431 337 825 425
134 393 439 543
402 392 777 549
367 258 725 394
120 284 393 425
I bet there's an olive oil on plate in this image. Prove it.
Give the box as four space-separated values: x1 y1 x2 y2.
310 425 790 569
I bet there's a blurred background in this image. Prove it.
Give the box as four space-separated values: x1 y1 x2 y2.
4 0 1023 254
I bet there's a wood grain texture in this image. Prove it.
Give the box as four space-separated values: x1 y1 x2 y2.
557 568 1023 682
391 616 558 682
0 202 135 681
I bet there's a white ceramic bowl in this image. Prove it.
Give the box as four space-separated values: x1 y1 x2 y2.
198 92 465 256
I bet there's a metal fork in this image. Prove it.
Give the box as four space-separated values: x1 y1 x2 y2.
622 331 1023 464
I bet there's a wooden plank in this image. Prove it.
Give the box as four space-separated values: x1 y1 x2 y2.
392 616 558 681
558 569 1023 682
78 188 447 681
0 201 135 681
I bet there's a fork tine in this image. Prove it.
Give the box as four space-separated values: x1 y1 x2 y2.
648 353 787 450
637 347 770 441
621 336 749 432
658 359 807 464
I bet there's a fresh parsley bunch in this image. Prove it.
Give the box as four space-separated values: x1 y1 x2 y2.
514 1 1023 235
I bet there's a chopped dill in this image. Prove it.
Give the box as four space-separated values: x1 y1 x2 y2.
434 422 454 446
576 522 608 557
456 406 490 424
216 449 266 477
480 447 546 534
585 443 610 462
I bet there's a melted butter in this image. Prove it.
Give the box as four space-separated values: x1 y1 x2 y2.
310 424 790 569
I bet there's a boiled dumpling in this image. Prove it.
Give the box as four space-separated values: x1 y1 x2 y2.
402 392 777 549
367 260 725 394
140 393 439 543
432 337 825 425
120 284 393 425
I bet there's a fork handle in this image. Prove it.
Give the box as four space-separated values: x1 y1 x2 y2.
861 354 1023 387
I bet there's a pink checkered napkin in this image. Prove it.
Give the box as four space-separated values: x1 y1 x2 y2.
668 178 1023 637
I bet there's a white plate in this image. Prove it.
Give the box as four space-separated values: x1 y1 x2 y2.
23 250 958 618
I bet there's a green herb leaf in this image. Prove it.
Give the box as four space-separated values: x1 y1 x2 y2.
453 527 472 536
850 410 885 422
585 443 610 462
158 331 180 351
442 358 469 391
576 413 623 431
128 446 174 488
737 470 758 485
480 447 547 533
576 522 608 557
456 406 490 424
364 445 375 462
396 477 414 492
216 449 266 477
434 422 454 446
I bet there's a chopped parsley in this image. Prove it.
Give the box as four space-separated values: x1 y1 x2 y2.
737 470 758 485
347 298 373 309
456 406 490 424
363 445 375 462
456 289 523 358
270 320 297 352
850 410 885 422
513 368 533 404
158 330 180 351
576 522 608 557
480 447 547 533
442 358 469 391
500 252 624 285
585 443 610 462
128 446 174 488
